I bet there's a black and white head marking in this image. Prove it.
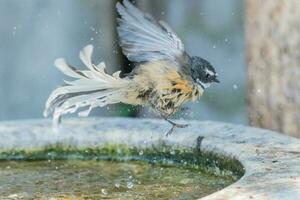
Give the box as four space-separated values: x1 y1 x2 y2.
190 56 219 89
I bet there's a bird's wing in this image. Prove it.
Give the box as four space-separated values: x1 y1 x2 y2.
116 0 190 67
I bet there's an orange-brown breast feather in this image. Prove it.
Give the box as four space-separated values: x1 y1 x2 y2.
137 61 198 96
161 67 194 94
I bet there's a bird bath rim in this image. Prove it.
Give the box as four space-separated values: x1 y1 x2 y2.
0 117 300 200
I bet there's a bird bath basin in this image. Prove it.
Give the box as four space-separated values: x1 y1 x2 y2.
1 117 300 200
0 147 240 199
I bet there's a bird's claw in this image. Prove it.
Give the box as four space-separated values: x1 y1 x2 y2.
165 122 190 136
174 123 189 128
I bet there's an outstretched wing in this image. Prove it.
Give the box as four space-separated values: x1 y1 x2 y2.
116 0 190 67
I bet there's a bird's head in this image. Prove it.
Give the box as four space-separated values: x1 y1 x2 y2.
190 56 219 89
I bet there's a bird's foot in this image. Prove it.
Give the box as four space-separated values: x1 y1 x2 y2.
165 119 189 136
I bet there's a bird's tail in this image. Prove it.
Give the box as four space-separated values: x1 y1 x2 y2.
43 45 130 127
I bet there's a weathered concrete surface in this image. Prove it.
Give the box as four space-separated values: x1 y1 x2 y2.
0 117 300 200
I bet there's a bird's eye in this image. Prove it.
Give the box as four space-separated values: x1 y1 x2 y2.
205 73 210 78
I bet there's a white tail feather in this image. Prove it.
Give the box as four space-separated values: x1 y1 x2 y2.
44 45 129 127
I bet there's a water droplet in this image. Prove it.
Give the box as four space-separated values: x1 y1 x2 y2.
117 148 122 154
101 188 108 195
233 84 238 90
212 45 216 49
90 26 96 31
90 37 94 41
8 194 25 199
114 182 120 188
257 89 262 93
126 181 134 189
12 27 17 35
224 38 228 42
170 150 175 155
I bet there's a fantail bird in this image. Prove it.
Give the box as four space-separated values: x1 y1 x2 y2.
43 0 219 135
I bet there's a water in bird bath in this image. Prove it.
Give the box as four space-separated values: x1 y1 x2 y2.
0 160 234 199
0 145 244 199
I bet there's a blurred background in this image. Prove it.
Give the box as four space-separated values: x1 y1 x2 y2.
0 0 246 125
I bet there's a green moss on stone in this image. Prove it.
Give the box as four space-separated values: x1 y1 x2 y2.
0 143 244 180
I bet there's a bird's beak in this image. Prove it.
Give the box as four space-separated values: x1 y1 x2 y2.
213 77 220 83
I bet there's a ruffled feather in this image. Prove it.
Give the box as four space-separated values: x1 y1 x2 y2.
44 45 129 127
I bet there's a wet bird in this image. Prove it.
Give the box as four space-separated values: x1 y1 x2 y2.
44 0 219 135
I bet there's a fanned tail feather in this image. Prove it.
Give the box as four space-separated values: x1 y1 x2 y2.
44 45 129 127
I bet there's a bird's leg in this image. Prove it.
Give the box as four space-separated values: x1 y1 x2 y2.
163 116 189 136
150 104 189 136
